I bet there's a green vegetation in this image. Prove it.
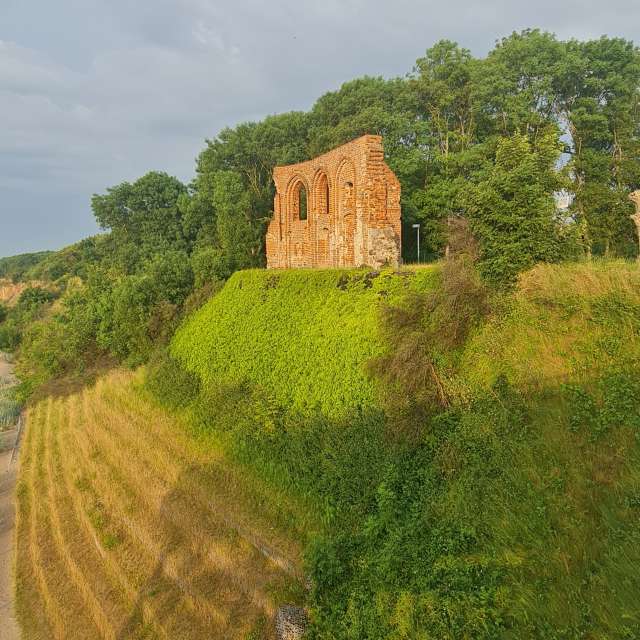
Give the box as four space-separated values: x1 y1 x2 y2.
2 30 639 391
155 260 640 638
0 386 20 429
172 268 437 418
0 286 56 353
0 251 52 282
16 371 309 640
3 26 640 640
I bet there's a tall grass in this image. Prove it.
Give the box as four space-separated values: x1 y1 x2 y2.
0 388 21 429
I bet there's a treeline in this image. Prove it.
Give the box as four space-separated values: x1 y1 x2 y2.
0 251 52 282
1 29 639 388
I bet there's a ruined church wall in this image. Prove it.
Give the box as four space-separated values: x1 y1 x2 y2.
266 135 401 269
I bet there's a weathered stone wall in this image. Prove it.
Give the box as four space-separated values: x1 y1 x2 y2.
266 135 401 269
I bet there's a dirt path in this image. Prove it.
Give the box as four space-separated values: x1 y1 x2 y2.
0 353 20 640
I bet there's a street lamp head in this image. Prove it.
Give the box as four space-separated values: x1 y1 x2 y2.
412 223 420 229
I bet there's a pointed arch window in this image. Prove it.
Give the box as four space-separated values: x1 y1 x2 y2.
316 173 330 216
299 185 307 220
291 179 308 222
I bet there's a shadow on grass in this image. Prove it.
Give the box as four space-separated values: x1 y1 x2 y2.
114 462 302 640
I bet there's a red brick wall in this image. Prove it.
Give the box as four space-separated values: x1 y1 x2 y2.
266 135 401 269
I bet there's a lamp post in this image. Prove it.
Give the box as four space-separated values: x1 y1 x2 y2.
412 223 420 263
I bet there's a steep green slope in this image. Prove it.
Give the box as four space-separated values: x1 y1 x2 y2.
164 261 640 639
172 268 437 418
0 251 52 282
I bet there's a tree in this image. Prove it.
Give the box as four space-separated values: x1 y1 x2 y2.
190 111 311 268
410 41 483 257
558 37 640 257
464 129 564 286
477 30 565 137
91 172 188 264
212 171 262 270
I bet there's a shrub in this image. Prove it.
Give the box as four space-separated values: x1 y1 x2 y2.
145 349 201 409
368 220 488 439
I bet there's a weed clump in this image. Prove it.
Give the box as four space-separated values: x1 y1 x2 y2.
368 219 488 439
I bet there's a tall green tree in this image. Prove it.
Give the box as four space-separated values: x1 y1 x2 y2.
559 37 640 257
188 111 311 266
91 171 188 266
464 129 564 286
410 41 483 257
477 30 565 137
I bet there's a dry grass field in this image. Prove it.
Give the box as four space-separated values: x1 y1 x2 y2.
15 369 314 640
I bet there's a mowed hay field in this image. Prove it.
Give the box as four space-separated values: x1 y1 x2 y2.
15 369 313 640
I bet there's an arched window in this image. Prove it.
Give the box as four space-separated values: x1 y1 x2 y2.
299 185 307 220
315 173 330 216
290 179 308 222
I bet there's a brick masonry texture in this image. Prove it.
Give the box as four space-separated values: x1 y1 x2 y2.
266 135 401 269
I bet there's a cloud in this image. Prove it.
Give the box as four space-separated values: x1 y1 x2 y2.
0 0 638 255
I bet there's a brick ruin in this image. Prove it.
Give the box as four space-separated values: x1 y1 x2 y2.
266 135 401 269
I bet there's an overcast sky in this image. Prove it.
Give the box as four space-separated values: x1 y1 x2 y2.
1 0 639 257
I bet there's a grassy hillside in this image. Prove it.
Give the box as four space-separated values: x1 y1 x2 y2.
0 251 52 283
15 370 315 640
16 261 640 639
172 268 437 418
169 262 640 638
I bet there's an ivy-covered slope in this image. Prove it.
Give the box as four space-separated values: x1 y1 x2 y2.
171 268 436 418
165 261 640 639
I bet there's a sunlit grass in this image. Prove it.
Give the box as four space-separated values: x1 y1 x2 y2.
15 370 311 639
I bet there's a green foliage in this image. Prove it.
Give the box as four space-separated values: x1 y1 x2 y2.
561 37 640 257
212 171 262 270
91 171 189 258
15 286 56 312
26 237 105 281
146 260 640 639
171 268 437 419
5 28 640 634
0 286 58 351
0 385 21 429
465 130 564 286
145 349 201 409
190 247 231 287
0 251 53 282
369 222 488 438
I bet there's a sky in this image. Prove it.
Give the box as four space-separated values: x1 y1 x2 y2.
1 0 639 257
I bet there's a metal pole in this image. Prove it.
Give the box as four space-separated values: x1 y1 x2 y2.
412 223 420 263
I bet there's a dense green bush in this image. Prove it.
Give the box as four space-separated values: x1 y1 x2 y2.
0 286 58 351
145 349 201 409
